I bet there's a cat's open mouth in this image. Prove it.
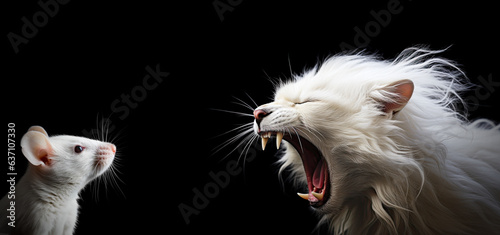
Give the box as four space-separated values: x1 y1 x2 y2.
259 131 330 208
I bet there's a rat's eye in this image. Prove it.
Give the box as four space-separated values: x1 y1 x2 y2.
74 145 85 153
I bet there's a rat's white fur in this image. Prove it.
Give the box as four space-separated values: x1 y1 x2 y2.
0 126 116 235
253 47 500 234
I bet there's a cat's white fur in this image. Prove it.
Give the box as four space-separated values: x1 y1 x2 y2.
0 126 116 235
253 47 500 234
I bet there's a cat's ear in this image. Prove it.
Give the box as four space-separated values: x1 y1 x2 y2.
372 79 414 117
21 128 53 166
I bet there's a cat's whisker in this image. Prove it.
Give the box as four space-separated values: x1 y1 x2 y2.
211 108 254 117
232 95 258 112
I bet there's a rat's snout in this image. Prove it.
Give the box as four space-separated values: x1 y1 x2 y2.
98 143 116 156
92 143 116 176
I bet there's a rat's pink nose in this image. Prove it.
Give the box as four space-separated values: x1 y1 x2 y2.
110 144 116 153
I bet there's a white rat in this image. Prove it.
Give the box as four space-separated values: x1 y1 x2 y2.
0 126 116 235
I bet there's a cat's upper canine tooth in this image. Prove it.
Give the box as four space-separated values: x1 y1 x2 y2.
261 137 269 150
276 132 283 149
260 131 284 150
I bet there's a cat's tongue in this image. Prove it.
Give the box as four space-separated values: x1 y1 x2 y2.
313 158 325 189
297 158 328 204
302 158 327 203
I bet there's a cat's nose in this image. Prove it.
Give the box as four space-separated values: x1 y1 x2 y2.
253 109 269 121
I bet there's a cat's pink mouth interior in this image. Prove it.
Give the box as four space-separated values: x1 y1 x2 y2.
283 133 330 207
259 131 330 207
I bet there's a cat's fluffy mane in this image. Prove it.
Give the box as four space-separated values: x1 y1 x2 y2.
272 47 500 234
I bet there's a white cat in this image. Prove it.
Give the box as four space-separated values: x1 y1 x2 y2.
251 47 500 234
0 126 116 235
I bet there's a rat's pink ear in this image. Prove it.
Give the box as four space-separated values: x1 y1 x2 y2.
21 129 53 166
373 79 414 117
28 125 49 137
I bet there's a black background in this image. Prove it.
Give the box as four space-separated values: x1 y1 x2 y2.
3 0 499 234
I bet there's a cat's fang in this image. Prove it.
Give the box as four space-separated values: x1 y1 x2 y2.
276 132 284 149
312 192 324 201
297 192 309 201
297 192 322 202
261 137 269 150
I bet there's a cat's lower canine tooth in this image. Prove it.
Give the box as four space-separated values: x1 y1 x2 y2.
297 192 309 201
312 192 323 201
